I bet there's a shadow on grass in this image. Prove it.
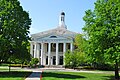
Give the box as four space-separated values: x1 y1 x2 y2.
42 72 86 79
0 71 32 78
104 76 115 80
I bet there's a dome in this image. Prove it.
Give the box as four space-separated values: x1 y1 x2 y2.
61 12 65 15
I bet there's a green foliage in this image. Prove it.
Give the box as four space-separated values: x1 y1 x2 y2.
65 50 86 68
11 59 22 64
83 0 120 63
74 34 88 52
93 63 114 71
83 0 120 79
74 34 89 63
29 58 39 68
0 0 31 62
64 34 87 68
64 51 73 68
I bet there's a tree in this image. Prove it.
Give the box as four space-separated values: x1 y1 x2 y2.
65 34 86 68
83 0 120 79
74 34 87 65
0 0 31 63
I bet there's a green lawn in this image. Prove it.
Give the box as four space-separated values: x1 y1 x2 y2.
0 68 9 70
0 67 32 80
0 71 32 80
42 71 114 80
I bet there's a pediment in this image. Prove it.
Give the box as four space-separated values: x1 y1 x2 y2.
36 35 72 41
31 27 77 38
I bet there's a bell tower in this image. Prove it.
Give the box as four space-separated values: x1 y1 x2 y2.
59 12 67 29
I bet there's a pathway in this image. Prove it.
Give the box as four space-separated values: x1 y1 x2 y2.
25 71 42 80
22 68 43 80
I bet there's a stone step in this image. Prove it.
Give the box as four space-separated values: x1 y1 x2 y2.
45 65 64 68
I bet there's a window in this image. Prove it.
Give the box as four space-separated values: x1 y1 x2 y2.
59 43 63 52
50 36 57 38
51 43 56 52
61 17 64 22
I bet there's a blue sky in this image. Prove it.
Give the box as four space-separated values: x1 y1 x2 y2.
19 0 96 34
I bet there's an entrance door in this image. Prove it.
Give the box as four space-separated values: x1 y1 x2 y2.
53 56 56 65
59 56 63 65
46 56 48 65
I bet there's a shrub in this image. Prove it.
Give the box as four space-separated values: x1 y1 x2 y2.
9 64 28 67
83 66 94 70
92 63 114 71
64 50 86 68
29 58 39 68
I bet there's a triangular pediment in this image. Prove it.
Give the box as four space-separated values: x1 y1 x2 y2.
31 27 77 39
36 34 72 41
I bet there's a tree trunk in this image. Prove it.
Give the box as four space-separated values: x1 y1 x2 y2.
115 60 119 80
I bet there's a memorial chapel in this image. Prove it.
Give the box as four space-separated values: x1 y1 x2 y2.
30 12 77 66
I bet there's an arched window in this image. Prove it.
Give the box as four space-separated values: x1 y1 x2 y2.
50 36 57 38
61 17 64 22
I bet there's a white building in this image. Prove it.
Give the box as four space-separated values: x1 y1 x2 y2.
30 12 77 66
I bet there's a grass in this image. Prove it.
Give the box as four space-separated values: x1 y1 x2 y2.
42 71 114 80
0 71 32 80
0 64 115 80
0 63 8 66
0 66 32 80
0 68 9 70
0 66 20 71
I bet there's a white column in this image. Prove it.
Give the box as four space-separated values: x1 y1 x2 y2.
63 43 66 53
43 43 46 65
56 43 59 65
48 43 51 65
36 43 40 59
51 57 53 65
30 42 33 57
41 43 44 65
43 56 46 65
70 43 73 52
63 43 66 65
34 43 37 58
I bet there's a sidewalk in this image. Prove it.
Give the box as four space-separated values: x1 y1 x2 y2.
25 71 42 80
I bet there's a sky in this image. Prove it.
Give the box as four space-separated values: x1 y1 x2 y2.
19 0 96 34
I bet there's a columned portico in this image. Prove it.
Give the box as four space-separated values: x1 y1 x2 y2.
30 42 74 66
30 12 77 66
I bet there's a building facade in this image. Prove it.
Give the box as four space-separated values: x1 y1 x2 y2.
30 12 77 66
